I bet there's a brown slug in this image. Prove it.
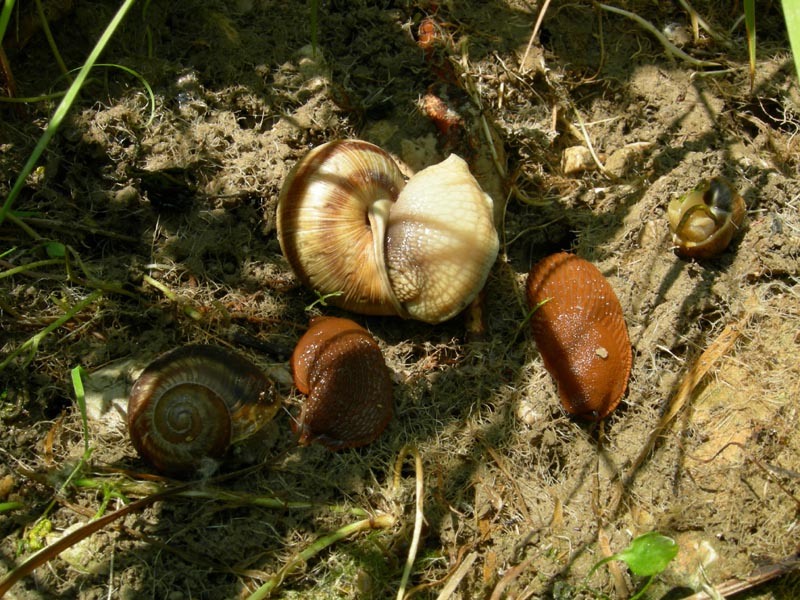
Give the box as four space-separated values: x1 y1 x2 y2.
526 253 632 420
290 316 393 450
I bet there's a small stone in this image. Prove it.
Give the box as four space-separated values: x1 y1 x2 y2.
561 146 595 175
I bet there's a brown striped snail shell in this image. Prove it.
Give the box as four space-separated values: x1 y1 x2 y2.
277 140 499 324
127 345 280 477
667 177 746 259
290 316 393 450
526 253 632 420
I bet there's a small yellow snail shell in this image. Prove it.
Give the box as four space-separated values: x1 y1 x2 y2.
277 140 499 324
127 345 280 477
667 177 746 259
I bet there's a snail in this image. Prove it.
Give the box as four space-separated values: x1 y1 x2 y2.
526 253 632 420
277 140 499 324
127 345 280 477
667 177 746 259
290 316 393 450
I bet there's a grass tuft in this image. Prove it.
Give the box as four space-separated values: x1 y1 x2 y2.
0 0 138 226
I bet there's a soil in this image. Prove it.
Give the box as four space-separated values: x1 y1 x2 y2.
1 1 799 599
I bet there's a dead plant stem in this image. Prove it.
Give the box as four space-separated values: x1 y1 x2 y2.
394 444 425 600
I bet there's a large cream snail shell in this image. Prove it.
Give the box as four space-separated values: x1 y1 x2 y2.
276 140 500 324
127 345 280 477
667 177 746 259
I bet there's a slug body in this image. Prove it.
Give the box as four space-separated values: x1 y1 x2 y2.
291 316 393 450
127 345 279 477
526 253 631 420
667 177 745 259
277 140 499 324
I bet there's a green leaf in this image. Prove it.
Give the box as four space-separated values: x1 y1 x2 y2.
45 242 66 258
71 365 90 455
614 532 679 577
0 0 138 226
784 0 800 84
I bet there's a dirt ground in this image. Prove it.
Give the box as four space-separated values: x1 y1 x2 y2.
1 1 799 598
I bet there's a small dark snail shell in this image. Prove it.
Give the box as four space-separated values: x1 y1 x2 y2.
127 345 280 477
290 316 393 450
667 177 746 259
526 253 632 420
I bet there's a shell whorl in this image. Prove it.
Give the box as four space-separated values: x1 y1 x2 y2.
277 140 405 316
127 345 279 476
386 153 499 323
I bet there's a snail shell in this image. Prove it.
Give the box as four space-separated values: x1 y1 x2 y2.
290 316 393 450
277 140 499 324
127 345 280 477
526 253 632 420
667 177 746 259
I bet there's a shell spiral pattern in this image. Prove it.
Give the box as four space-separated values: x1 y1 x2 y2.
127 345 279 476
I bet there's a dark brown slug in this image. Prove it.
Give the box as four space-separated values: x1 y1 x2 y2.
290 316 393 450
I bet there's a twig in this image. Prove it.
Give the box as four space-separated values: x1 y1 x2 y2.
435 552 478 600
519 0 552 72
246 513 396 599
677 553 799 599
489 554 537 600
142 274 204 321
572 104 610 177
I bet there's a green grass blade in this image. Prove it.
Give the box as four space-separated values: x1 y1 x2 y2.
35 0 71 79
0 0 138 226
0 289 103 371
92 63 156 124
745 0 756 91
0 502 25 514
784 0 800 82
0 0 16 44
70 365 90 455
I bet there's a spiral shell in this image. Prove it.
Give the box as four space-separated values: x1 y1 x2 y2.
290 316 393 450
277 140 499 324
127 345 279 476
526 253 632 420
667 177 746 259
